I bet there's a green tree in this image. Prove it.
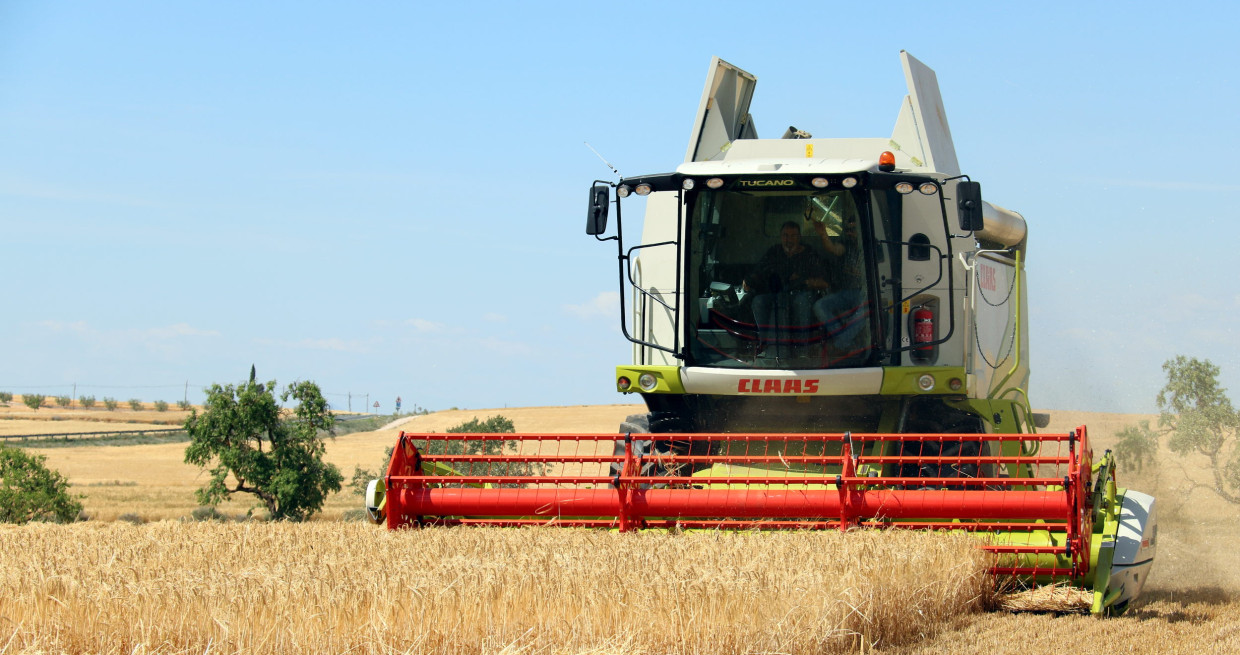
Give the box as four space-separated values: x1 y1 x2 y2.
55 396 72 408
184 371 343 520
1114 420 1160 474
22 394 45 410
1157 356 1240 504
0 446 83 524
79 395 96 409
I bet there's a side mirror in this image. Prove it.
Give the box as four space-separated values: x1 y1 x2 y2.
586 184 610 235
956 181 984 231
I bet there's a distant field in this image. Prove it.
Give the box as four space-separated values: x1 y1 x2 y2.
4 402 645 520
2 401 1238 653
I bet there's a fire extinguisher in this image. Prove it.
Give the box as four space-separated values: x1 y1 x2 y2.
913 305 934 351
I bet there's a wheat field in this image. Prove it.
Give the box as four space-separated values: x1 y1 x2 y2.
0 523 991 654
3 404 1240 653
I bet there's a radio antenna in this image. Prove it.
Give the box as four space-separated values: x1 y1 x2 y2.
584 141 621 179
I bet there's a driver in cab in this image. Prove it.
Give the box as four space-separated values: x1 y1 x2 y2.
743 221 827 354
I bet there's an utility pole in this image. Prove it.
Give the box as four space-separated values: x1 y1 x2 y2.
348 392 352 412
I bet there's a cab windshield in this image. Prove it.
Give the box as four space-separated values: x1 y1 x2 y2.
686 188 876 369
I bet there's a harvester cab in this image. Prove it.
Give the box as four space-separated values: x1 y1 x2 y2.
366 52 1156 616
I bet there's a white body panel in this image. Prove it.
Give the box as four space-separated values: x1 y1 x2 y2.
890 51 960 176
679 53 956 176
1107 489 1157 610
681 367 884 396
965 251 1030 400
686 57 758 163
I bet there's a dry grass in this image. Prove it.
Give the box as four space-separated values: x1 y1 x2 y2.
0 523 991 654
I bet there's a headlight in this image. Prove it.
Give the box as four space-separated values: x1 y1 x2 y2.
895 182 914 195
811 177 829 188
682 178 695 190
634 183 653 196
638 373 658 391
918 182 938 195
617 376 632 392
616 185 631 198
917 374 936 392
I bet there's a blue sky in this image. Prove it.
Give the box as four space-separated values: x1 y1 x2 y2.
2 2 1236 414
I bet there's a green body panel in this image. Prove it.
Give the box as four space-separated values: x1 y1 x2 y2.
879 366 967 396
948 399 1026 433
694 463 835 490
615 365 686 394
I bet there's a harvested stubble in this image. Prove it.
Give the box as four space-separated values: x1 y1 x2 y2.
0 522 992 654
994 583 1093 613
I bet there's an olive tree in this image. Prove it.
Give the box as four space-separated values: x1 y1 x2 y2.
1157 356 1240 504
184 370 343 520
0 446 83 524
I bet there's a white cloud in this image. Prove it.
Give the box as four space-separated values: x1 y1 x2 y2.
1085 177 1240 193
253 337 374 353
477 337 534 357
140 323 221 339
36 320 92 335
563 292 618 320
29 320 223 364
36 320 220 341
404 318 446 332
0 173 163 207
1165 293 1213 316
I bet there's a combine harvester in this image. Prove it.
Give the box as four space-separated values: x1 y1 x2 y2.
366 52 1155 615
